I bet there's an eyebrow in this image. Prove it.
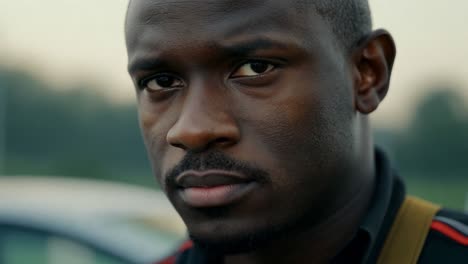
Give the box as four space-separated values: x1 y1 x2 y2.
128 57 167 75
219 38 291 57
128 38 297 75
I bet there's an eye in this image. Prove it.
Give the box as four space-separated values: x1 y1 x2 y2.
141 74 184 92
231 61 276 78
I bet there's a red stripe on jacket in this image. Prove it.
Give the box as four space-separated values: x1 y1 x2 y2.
155 240 194 264
431 221 468 246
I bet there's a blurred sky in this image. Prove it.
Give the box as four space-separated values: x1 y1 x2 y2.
1 0 467 129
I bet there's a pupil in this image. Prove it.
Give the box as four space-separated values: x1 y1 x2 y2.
250 62 268 73
156 76 174 87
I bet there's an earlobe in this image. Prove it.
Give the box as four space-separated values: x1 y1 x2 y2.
352 29 396 114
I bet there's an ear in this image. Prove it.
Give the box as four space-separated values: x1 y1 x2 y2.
351 29 396 114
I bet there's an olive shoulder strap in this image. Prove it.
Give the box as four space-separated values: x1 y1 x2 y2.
376 196 440 264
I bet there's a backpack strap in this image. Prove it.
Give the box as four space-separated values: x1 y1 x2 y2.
377 196 440 264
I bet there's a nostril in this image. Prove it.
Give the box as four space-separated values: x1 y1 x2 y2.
211 137 236 147
215 137 231 143
170 142 187 150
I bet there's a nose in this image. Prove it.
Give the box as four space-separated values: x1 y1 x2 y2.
166 86 240 152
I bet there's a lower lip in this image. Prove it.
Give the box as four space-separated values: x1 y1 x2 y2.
179 182 256 208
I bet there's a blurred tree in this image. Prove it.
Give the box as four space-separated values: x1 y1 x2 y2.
0 66 154 187
393 87 468 179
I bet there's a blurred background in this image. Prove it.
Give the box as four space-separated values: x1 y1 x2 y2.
0 1 467 262
0 0 467 263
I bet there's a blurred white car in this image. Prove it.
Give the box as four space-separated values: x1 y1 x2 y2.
0 176 186 264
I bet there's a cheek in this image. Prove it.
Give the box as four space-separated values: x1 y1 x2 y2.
248 60 353 154
138 99 180 183
139 102 165 152
249 82 324 158
243 71 354 183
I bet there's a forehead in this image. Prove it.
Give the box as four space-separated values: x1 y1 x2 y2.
126 0 333 63
127 0 309 32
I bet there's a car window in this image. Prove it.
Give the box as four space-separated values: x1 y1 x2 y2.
0 225 129 264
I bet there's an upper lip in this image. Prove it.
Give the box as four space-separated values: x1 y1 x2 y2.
175 170 252 188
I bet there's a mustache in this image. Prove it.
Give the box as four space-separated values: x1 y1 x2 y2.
164 151 270 188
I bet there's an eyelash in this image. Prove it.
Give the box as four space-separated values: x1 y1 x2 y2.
137 59 283 90
138 73 180 90
231 60 278 77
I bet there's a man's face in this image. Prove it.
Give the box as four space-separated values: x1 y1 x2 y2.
126 0 359 251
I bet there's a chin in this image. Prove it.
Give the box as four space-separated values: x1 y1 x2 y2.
185 217 292 255
189 228 274 254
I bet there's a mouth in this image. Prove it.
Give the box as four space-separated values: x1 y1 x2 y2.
175 169 257 208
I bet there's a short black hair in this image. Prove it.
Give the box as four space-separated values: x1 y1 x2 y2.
310 0 373 50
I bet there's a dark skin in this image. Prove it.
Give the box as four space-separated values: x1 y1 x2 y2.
126 0 396 263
